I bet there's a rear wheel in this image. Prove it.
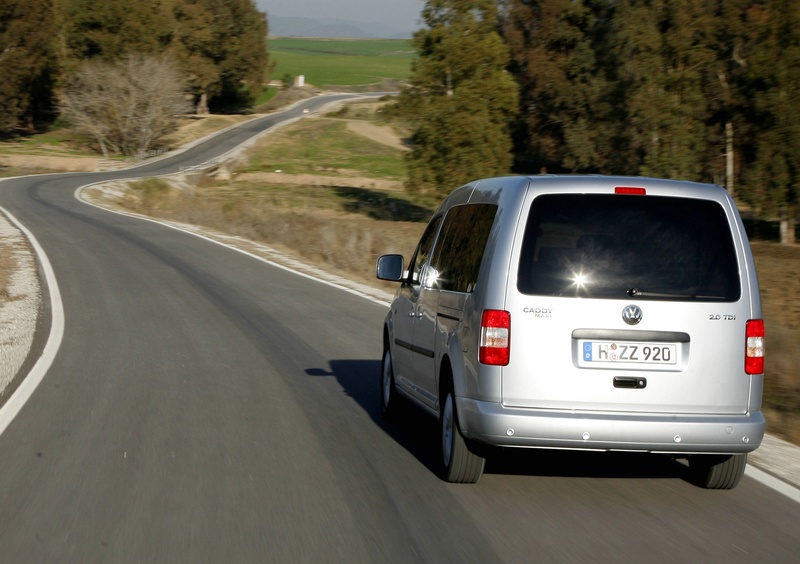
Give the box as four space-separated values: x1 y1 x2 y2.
688 454 747 489
440 385 485 483
380 347 399 419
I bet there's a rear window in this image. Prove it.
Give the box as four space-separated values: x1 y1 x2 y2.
517 194 741 301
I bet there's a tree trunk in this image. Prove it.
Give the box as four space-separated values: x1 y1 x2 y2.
780 216 796 245
725 120 735 199
196 92 209 115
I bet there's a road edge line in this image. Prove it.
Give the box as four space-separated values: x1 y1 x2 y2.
745 464 800 503
0 206 65 436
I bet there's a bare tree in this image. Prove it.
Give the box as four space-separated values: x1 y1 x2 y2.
60 54 191 157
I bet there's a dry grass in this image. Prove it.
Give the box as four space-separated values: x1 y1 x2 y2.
116 176 427 291
0 225 30 303
0 240 13 300
0 164 62 177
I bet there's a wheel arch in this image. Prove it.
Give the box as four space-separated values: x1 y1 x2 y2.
439 334 469 400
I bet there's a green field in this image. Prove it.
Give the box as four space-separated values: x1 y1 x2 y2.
268 38 415 87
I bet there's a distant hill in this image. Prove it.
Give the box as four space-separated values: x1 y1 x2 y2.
269 15 413 39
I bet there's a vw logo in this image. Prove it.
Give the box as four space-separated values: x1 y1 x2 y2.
622 304 643 325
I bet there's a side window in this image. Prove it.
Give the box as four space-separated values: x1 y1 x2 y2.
429 204 497 293
407 215 443 285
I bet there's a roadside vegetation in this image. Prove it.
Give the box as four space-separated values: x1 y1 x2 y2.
1 0 269 156
0 126 93 164
0 242 13 302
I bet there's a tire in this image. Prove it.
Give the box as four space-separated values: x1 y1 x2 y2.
380 347 399 419
440 385 485 483
688 454 747 489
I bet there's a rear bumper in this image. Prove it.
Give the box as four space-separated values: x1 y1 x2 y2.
457 398 765 454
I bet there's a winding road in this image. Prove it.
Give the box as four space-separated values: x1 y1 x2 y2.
0 95 799 563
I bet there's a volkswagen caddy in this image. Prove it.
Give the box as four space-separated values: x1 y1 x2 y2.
376 175 765 488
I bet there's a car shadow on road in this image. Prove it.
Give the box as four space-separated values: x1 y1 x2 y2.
306 360 442 474
308 359 696 486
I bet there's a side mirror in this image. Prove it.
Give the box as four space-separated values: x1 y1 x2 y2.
376 254 405 281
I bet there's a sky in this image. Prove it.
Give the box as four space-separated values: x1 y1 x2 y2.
255 0 424 32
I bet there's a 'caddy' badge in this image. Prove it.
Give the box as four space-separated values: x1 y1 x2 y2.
622 304 643 325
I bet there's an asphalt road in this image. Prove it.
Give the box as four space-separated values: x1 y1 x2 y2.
1 96 799 563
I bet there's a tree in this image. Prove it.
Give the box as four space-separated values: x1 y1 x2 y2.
700 0 755 197
59 54 191 156
610 0 714 181
400 0 519 199
57 0 270 113
184 0 270 111
58 0 173 62
743 0 800 243
0 0 58 133
165 0 218 113
503 0 617 174
497 0 796 239
170 0 270 111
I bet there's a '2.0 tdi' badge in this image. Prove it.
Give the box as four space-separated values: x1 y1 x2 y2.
622 304 643 325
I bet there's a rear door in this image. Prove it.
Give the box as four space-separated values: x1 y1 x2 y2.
504 190 753 415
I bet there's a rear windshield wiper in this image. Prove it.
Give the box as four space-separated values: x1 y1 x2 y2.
627 288 726 300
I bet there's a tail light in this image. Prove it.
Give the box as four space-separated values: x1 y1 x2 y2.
745 319 765 374
615 186 646 195
480 310 510 366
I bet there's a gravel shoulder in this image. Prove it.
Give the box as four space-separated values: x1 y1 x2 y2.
0 209 41 397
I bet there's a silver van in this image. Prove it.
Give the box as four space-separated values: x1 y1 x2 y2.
376 175 765 488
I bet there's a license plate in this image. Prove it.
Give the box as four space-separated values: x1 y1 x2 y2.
581 340 678 365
